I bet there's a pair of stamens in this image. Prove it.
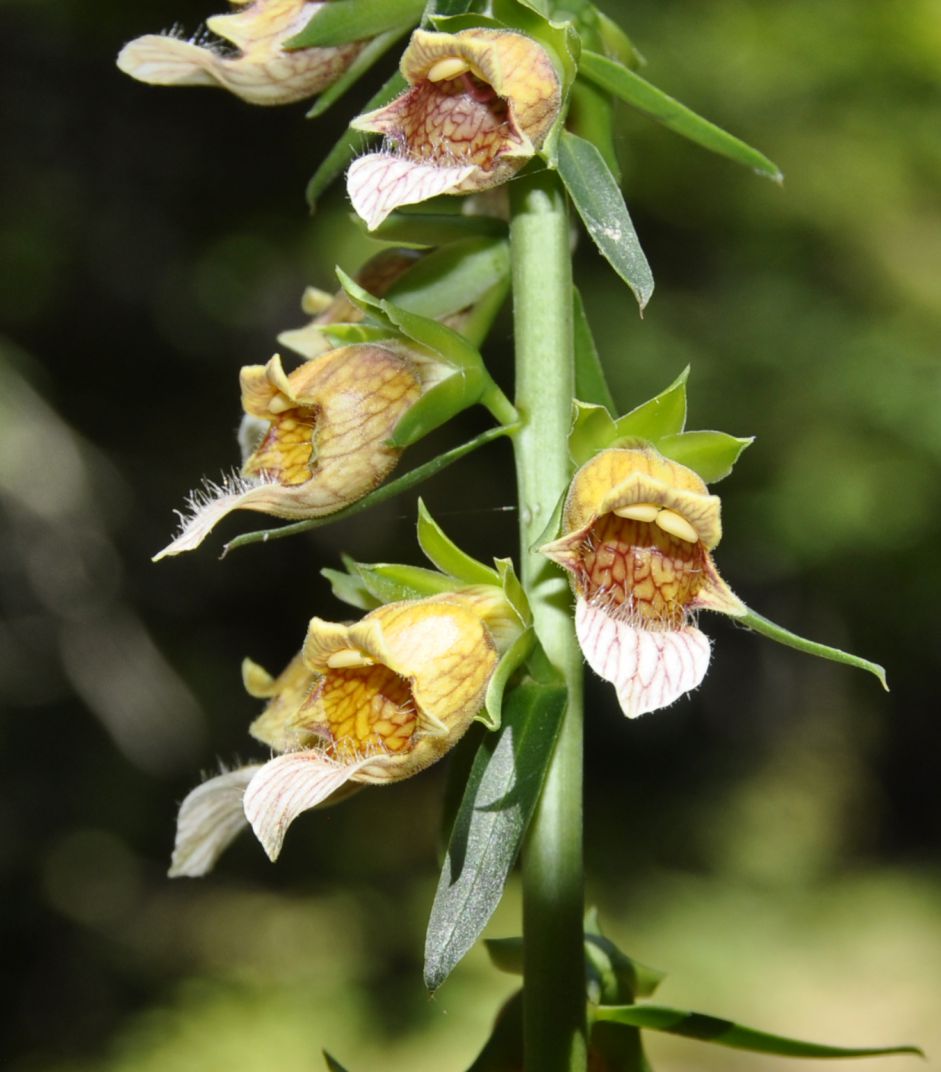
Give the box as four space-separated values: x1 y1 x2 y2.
612 502 699 544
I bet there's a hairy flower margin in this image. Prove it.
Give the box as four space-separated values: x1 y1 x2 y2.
154 340 451 559
541 446 746 718
348 27 562 230
169 588 520 875
117 0 366 106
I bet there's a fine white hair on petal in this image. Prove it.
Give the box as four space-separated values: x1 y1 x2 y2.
347 153 476 231
243 752 372 861
169 765 263 878
152 469 274 561
575 599 711 718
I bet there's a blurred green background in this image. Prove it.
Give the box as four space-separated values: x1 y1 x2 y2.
2 1 939 1069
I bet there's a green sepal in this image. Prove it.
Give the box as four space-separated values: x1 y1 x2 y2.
557 130 654 310
365 211 507 247
739 608 888 690
306 71 406 209
322 1052 351 1072
465 990 524 1072
480 626 535 730
530 486 567 550
584 908 665 1005
591 1005 922 1060
386 237 510 324
573 286 617 412
578 50 783 183
612 366 688 442
305 29 407 119
319 323 392 346
570 400 618 467
321 554 382 611
654 429 753 483
349 561 457 604
426 0 482 18
287 0 424 49
424 682 567 992
392 371 487 448
428 12 503 33
417 498 500 585
494 557 531 626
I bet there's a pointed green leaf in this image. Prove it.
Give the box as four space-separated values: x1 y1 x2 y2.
352 561 456 604
557 130 654 310
740 608 888 690
578 51 783 182
424 682 567 992
494 558 531 626
654 429 752 483
613 367 688 442
388 237 511 322
428 0 481 17
481 628 535 730
584 909 666 1003
287 0 424 48
593 1005 922 1059
221 425 512 555
305 29 406 119
531 486 567 551
570 400 618 466
320 323 392 346
417 499 499 584
323 1053 351 1072
306 71 406 209
321 561 381 611
573 287 616 412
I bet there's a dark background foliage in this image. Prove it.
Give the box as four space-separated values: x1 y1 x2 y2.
2 1 939 1069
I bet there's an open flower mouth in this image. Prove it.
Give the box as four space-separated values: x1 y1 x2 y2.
380 64 519 172
308 662 418 763
576 511 708 629
242 404 320 486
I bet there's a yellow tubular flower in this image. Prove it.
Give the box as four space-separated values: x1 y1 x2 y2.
347 28 561 230
541 447 745 719
168 590 518 874
117 0 366 106
154 342 450 560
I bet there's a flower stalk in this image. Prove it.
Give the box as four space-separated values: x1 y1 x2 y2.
511 168 588 1072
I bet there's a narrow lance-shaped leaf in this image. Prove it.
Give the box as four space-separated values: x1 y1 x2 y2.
424 682 567 992
740 608 888 689
593 1005 922 1059
573 287 617 413
322 1052 352 1072
578 51 783 182
557 130 654 310
288 0 425 49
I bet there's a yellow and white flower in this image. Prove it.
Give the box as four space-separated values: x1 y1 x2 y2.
348 28 561 230
169 589 518 874
541 447 745 718
117 0 366 106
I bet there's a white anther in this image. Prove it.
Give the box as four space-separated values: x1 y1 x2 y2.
426 57 471 83
326 649 375 669
613 502 661 523
654 508 699 544
267 395 294 415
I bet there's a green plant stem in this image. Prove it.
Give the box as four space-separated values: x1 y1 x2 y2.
510 169 587 1072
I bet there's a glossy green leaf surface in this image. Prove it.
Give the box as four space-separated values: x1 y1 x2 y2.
558 131 654 310
593 1005 922 1058
366 211 507 247
387 238 510 322
424 682 567 992
481 627 535 730
417 498 499 585
573 287 616 412
569 400 618 466
320 564 380 611
613 366 688 442
654 429 752 483
579 50 783 182
288 0 424 48
389 371 484 448
352 562 456 604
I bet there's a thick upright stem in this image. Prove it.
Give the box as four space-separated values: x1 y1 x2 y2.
511 169 587 1072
